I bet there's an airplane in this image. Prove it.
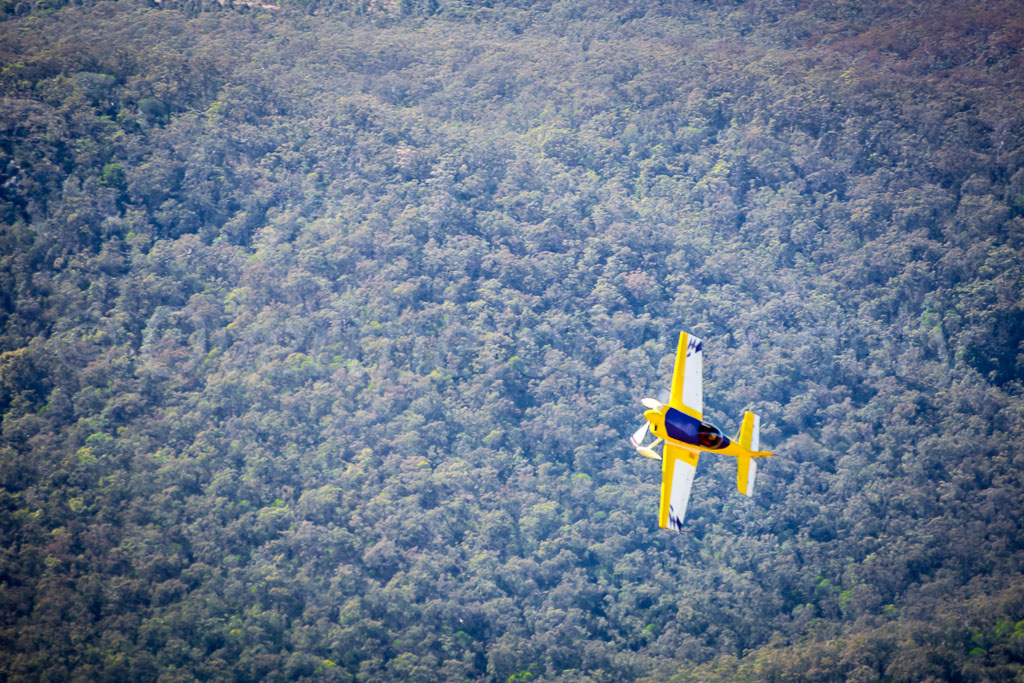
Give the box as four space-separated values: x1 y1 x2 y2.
630 331 775 531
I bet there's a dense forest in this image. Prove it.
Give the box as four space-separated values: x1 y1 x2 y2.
1 0 1024 680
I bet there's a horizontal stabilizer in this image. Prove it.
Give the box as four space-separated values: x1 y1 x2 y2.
736 411 766 495
737 455 756 496
737 411 760 451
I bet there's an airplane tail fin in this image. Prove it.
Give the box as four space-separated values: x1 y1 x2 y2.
736 411 761 496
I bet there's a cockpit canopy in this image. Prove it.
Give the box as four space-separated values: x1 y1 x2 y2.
698 422 730 449
663 408 732 450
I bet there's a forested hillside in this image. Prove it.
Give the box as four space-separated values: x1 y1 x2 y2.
2 0 1024 680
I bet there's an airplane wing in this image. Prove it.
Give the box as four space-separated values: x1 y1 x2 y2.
658 442 699 532
668 332 703 419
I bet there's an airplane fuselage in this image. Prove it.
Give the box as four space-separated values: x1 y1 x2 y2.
647 406 764 459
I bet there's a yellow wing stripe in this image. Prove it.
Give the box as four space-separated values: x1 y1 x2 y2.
668 332 688 411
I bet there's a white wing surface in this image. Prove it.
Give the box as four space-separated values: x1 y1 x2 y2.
669 332 703 419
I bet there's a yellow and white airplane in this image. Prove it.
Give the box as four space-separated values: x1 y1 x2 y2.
630 331 775 531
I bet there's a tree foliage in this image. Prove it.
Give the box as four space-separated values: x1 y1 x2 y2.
1 0 1023 680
